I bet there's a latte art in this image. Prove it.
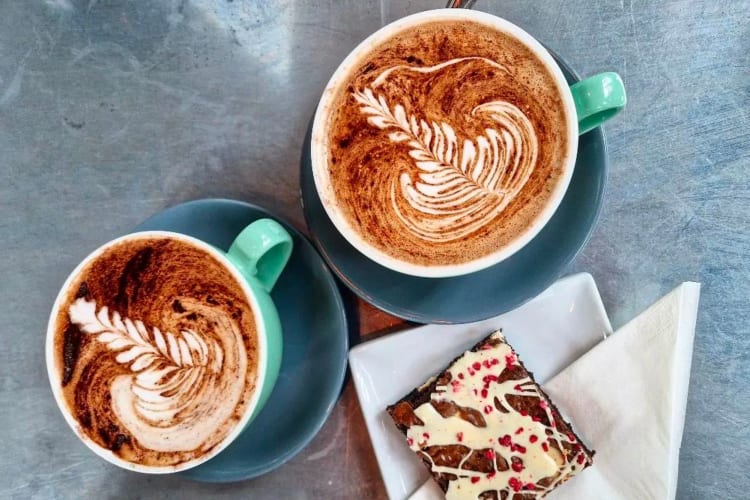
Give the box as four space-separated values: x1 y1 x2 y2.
354 58 538 241
324 19 570 267
68 297 246 453
52 236 259 468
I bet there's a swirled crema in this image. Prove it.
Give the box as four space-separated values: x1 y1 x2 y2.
53 237 259 467
326 20 570 266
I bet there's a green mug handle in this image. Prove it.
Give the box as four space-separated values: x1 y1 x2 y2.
226 219 293 292
570 72 627 135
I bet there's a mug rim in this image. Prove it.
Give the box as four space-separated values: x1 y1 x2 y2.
311 8 579 278
45 230 269 474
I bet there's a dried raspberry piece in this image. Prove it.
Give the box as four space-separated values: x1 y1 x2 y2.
508 477 522 492
510 443 527 453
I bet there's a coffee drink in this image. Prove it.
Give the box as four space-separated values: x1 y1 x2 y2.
51 235 259 468
321 19 571 267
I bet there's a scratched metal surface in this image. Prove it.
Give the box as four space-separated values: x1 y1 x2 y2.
1 0 748 498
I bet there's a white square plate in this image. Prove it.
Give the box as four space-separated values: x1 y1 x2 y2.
349 273 612 500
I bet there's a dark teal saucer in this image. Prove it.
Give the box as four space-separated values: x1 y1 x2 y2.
135 199 348 482
300 52 607 324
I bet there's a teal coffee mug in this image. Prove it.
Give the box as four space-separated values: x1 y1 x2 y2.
45 219 292 473
312 8 626 278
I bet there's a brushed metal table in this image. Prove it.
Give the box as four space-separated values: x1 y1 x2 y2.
1 1 748 498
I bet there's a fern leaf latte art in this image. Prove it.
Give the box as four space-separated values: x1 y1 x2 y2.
51 236 260 468
67 297 246 454
353 71 538 242
324 19 570 267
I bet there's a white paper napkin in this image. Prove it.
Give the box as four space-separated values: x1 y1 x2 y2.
409 282 700 500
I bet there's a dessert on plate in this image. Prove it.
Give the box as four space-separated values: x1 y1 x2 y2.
387 331 593 499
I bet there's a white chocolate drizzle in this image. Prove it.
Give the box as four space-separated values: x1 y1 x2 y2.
405 332 588 499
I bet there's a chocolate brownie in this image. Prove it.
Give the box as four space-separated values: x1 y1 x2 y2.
387 331 593 499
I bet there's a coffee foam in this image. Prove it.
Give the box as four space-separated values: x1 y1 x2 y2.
325 20 569 266
53 236 259 467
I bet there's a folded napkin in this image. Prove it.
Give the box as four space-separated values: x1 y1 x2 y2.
410 282 700 500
